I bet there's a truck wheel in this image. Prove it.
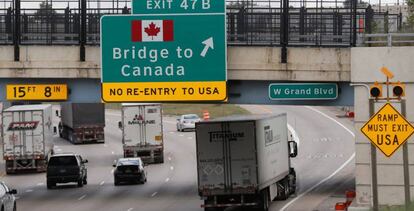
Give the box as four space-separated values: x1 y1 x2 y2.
289 168 296 195
275 178 289 200
47 181 55 189
77 179 84 187
260 188 270 211
83 177 88 185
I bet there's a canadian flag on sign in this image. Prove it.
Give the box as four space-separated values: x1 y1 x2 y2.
131 20 174 42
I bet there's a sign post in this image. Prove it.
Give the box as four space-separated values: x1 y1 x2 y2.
360 67 413 210
100 1 226 102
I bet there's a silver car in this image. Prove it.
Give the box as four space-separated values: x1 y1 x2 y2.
176 114 201 132
0 182 17 211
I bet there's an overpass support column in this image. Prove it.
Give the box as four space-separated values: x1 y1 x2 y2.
80 0 86 61
13 0 20 61
280 0 289 63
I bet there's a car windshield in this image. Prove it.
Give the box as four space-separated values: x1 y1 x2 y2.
184 115 199 119
48 156 78 166
117 165 139 173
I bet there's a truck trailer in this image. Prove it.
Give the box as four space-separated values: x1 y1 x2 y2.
2 104 54 174
58 103 105 144
196 114 297 211
119 103 164 164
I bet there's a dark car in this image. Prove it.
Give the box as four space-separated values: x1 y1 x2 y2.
0 182 17 211
113 158 147 185
46 153 88 189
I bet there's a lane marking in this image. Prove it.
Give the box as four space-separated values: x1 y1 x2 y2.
170 166 174 171
188 137 193 140
280 107 355 211
164 120 176 124
25 189 33 193
169 131 175 134
36 183 44 186
78 194 87 201
151 192 158 197
179 134 184 137
111 151 115 155
100 181 105 186
127 208 134 211
104 144 108 147
165 178 170 182
168 157 172 161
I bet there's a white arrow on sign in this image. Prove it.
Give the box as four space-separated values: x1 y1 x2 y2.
200 37 214 57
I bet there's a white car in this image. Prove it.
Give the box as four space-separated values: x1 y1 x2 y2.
176 114 201 132
0 182 17 211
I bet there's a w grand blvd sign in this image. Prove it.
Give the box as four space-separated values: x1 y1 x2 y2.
100 6 226 102
269 83 338 100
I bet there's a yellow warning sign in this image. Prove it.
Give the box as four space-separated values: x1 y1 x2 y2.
102 81 227 102
6 84 68 101
361 103 414 157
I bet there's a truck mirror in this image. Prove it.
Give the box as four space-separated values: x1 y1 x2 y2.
55 110 59 117
118 121 123 129
288 141 298 158
53 126 57 134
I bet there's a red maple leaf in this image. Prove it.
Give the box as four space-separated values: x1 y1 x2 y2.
144 22 160 40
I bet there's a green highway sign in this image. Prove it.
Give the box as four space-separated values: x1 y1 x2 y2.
100 14 226 102
132 0 225 14
269 83 338 100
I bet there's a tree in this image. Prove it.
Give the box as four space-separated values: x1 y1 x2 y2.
343 0 369 8
35 1 56 17
406 0 414 31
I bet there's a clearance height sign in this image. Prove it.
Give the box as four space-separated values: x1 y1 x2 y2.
361 103 414 157
100 5 226 102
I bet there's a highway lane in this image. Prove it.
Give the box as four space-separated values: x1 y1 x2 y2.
0 105 355 211
241 105 355 211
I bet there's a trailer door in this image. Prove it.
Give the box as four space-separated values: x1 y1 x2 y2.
3 110 45 157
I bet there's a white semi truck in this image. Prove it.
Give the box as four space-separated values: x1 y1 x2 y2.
119 103 164 164
2 104 54 174
196 114 298 211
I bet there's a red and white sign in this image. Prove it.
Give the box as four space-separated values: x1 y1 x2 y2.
131 20 174 42
8 121 39 131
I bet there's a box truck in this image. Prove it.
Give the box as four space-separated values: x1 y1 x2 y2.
58 103 105 144
196 114 298 211
2 104 54 174
119 103 164 164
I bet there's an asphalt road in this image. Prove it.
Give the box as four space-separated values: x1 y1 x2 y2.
0 105 355 211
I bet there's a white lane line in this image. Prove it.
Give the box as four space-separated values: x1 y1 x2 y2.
78 194 87 201
25 189 33 193
305 106 355 138
100 181 105 186
168 157 172 161
179 134 184 137
170 166 174 171
165 178 170 182
280 107 355 211
169 131 175 134
36 183 44 186
188 137 193 140
111 151 115 155
127 208 134 211
151 192 158 197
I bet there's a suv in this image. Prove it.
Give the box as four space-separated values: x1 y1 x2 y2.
113 158 147 185
46 153 88 189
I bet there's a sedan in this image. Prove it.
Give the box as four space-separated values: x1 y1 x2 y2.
0 182 17 211
176 114 201 132
113 157 147 185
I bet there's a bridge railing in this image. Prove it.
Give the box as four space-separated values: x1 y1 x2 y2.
358 33 414 46
0 0 407 47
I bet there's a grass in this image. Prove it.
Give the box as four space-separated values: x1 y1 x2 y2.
379 203 414 211
105 103 250 118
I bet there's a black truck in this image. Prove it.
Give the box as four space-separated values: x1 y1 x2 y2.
58 103 105 144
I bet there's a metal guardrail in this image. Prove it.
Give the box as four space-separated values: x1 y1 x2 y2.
358 33 414 46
